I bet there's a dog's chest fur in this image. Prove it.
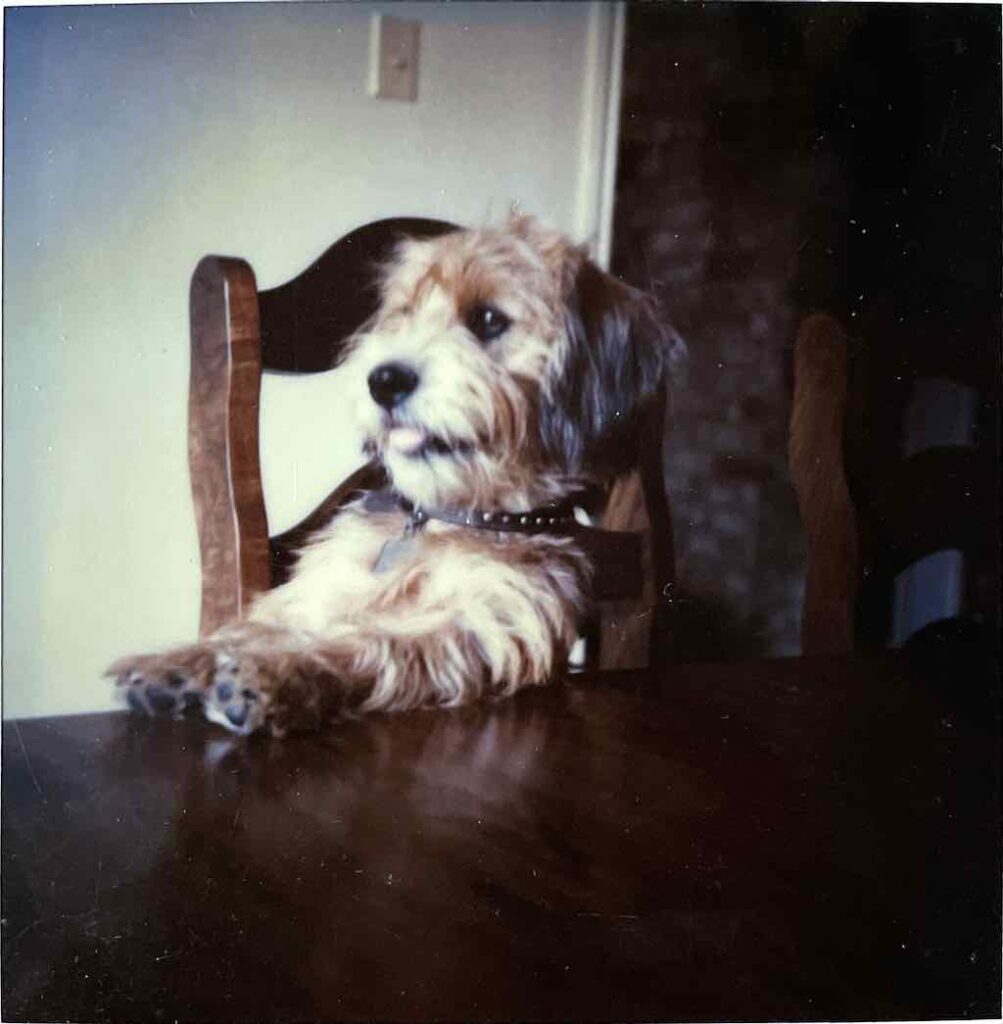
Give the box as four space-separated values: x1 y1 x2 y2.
249 501 588 640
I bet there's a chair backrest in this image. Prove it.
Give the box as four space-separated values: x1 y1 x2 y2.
188 218 675 668
789 311 996 654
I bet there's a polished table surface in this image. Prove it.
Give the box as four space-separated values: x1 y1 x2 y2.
3 654 999 1021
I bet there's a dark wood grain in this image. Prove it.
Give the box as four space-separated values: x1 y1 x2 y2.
188 257 272 636
4 655 997 1022
789 314 859 654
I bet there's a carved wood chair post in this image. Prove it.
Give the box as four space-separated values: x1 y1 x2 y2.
640 383 676 665
188 256 272 637
789 313 860 655
594 385 676 670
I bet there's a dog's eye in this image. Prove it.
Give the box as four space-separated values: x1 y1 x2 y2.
466 304 511 344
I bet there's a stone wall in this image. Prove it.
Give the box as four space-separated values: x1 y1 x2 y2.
612 5 821 659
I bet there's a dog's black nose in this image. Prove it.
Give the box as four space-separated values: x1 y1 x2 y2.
368 362 419 410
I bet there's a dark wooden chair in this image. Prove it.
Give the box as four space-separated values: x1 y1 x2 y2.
789 314 859 654
187 218 675 671
789 312 996 654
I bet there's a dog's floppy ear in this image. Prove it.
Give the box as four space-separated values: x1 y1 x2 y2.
540 257 682 478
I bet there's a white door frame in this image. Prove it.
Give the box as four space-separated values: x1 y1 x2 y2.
575 1 627 269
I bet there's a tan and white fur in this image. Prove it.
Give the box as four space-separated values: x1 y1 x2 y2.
109 216 675 736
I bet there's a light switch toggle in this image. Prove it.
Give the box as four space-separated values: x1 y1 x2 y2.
369 14 420 102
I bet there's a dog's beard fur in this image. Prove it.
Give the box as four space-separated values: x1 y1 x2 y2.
343 214 678 511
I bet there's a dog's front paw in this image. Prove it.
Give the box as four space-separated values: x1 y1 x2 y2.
107 647 214 718
202 652 271 736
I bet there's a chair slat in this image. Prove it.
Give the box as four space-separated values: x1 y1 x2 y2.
258 218 458 374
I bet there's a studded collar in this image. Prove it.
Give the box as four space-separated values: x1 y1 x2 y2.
406 500 582 536
362 486 586 537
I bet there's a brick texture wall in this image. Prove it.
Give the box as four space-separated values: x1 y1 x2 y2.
612 5 823 659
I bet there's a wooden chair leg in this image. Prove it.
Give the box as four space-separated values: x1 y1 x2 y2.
596 387 675 671
597 470 654 670
639 384 675 667
188 256 272 637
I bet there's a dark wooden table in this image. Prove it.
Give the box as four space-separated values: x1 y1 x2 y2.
3 655 999 1021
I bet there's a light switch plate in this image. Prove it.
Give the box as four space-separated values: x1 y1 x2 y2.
369 14 420 102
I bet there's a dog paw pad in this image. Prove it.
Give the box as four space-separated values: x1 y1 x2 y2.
204 688 265 735
205 661 266 736
115 666 202 718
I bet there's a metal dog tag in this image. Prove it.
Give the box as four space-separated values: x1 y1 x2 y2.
372 533 417 574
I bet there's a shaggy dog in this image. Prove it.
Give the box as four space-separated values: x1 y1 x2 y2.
109 216 673 736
